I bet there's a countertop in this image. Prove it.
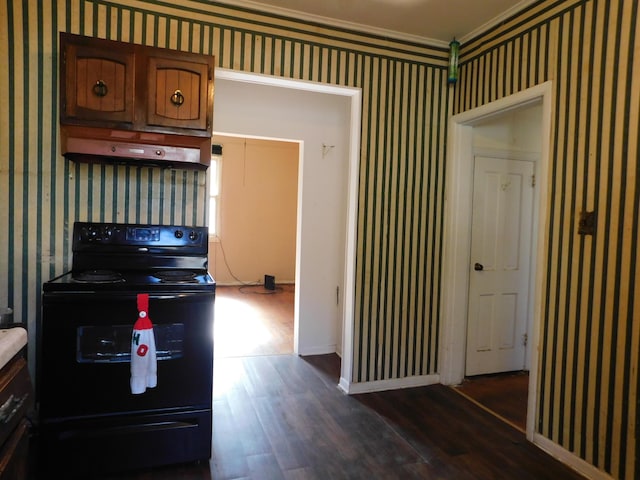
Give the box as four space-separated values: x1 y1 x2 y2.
0 327 27 371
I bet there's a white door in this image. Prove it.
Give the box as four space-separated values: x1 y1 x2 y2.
466 156 534 376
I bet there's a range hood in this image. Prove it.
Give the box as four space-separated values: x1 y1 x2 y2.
61 125 211 170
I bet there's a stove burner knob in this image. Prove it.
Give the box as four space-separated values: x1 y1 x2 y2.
189 231 198 241
174 230 184 239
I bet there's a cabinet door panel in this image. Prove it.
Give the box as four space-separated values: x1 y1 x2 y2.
75 58 126 112
64 44 135 124
147 57 209 131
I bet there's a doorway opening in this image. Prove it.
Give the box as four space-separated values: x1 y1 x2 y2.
214 283 296 358
210 135 299 358
210 69 362 392
440 81 553 440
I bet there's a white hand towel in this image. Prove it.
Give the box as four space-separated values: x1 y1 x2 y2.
131 293 157 394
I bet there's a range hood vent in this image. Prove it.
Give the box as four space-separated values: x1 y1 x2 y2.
61 125 211 170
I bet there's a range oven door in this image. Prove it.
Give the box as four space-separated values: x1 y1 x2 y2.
38 291 214 419
38 290 214 475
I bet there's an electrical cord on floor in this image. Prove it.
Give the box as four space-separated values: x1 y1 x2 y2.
238 284 284 295
212 235 284 294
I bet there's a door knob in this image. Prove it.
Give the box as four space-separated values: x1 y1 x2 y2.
170 89 185 107
474 263 484 271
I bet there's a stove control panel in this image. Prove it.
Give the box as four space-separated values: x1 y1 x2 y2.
127 227 161 242
79 224 118 243
73 222 207 249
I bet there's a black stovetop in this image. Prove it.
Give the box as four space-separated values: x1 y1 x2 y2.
44 221 216 293
44 269 216 293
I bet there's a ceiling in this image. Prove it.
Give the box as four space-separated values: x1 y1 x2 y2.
213 0 535 45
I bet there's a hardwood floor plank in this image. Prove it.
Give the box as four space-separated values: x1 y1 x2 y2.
453 371 529 431
282 467 317 479
225 390 273 457
246 453 286 480
251 396 312 471
210 398 253 479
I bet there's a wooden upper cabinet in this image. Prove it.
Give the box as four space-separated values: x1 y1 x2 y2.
60 32 214 137
62 39 135 125
147 56 210 131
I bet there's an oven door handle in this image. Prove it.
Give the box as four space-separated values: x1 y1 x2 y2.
59 418 202 441
147 293 216 301
44 291 215 302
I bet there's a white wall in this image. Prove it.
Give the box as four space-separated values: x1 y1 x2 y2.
212 77 351 356
473 104 542 153
209 135 298 285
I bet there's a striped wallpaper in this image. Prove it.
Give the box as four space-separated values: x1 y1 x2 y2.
1 0 448 400
458 1 640 478
1 0 637 478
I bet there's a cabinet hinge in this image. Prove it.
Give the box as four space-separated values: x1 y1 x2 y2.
523 333 528 346
336 286 340 305
531 174 536 187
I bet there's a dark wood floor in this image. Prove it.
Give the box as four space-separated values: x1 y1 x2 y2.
453 371 530 431
80 353 585 480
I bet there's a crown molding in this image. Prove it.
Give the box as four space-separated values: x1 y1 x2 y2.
211 0 536 49
210 0 450 48
459 0 538 44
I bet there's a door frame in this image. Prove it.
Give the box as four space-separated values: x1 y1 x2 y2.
439 81 552 440
214 68 362 391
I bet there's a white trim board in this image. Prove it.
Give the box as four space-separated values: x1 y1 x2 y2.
533 434 614 480
439 81 553 445
214 68 362 392
341 374 441 395
407 78 597 479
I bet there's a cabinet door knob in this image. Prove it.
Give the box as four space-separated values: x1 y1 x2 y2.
474 262 484 271
92 80 108 97
170 89 185 107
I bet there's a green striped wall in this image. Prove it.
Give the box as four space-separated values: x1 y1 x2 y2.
1 1 209 353
3 0 637 478
457 1 640 478
0 1 448 392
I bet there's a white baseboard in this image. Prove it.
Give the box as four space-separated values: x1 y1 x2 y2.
533 433 613 480
338 376 350 394
339 374 440 394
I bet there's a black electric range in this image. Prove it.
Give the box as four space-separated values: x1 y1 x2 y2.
38 221 215 477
